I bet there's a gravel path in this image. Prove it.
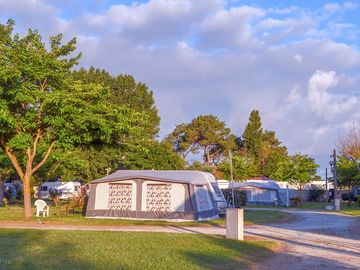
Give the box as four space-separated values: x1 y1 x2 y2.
1 209 359 269
248 209 360 270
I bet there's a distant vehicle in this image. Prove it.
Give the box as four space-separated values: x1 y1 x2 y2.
342 186 360 202
204 173 227 214
35 181 81 199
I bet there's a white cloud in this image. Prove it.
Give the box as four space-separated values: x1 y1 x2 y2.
293 54 303 63
307 70 358 118
1 0 360 175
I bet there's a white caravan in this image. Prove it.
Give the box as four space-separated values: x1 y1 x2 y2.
37 181 81 199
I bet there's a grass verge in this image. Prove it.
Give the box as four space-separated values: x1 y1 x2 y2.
0 205 288 226
245 202 360 216
0 229 276 270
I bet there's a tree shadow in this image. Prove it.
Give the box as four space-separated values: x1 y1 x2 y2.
0 229 124 270
181 235 275 270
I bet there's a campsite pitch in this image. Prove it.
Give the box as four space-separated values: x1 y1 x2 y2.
0 229 275 270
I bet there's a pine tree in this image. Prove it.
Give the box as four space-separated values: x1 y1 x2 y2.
242 110 263 170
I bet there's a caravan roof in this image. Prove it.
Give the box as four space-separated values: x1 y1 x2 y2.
91 170 213 185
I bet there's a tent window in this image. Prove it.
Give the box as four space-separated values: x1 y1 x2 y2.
146 184 171 212
108 184 132 210
41 186 48 191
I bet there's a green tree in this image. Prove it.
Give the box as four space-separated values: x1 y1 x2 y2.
165 115 234 165
0 20 146 218
242 110 263 170
337 156 360 190
72 67 160 139
124 141 186 170
219 156 258 180
271 153 319 189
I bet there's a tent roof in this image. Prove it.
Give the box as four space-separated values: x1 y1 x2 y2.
91 170 215 185
229 180 280 190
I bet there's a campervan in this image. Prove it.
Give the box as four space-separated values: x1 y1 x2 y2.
37 181 81 199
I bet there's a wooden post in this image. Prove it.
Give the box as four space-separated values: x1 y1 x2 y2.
226 208 244 240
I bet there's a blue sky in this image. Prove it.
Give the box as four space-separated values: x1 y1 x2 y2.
0 0 359 177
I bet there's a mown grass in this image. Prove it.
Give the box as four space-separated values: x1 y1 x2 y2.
245 202 360 216
0 229 276 270
0 204 288 226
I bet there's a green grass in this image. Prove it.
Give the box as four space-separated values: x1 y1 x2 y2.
0 229 275 270
245 202 360 216
0 204 288 226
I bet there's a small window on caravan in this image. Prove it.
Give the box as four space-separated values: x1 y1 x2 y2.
41 186 48 191
74 186 80 192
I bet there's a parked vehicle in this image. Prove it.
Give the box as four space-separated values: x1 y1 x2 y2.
342 186 360 202
35 181 81 199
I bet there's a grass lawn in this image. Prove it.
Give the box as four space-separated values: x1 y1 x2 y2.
0 229 275 270
245 202 360 216
0 204 288 226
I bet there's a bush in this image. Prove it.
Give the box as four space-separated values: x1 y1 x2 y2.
309 184 325 202
290 197 301 206
49 189 63 217
222 189 247 207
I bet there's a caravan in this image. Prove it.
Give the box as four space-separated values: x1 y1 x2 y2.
36 181 81 199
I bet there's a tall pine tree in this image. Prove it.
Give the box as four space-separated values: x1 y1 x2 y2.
242 110 263 171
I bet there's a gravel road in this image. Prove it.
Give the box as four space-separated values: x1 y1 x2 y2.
248 209 360 270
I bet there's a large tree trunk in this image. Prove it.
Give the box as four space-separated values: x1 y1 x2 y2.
23 174 32 219
0 179 4 205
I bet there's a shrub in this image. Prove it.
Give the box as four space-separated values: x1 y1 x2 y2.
290 197 301 206
309 184 325 202
49 189 63 217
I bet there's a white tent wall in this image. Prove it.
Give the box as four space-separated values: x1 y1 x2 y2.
86 170 220 220
141 181 186 212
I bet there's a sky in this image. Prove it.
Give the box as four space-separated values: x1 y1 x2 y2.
0 0 359 177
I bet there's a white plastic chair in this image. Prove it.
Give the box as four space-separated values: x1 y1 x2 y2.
34 200 49 217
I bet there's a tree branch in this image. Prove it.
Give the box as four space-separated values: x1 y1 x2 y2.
32 141 55 174
0 139 25 181
39 78 47 92
31 129 41 160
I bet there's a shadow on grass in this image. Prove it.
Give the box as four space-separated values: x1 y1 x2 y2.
182 235 275 270
0 230 117 270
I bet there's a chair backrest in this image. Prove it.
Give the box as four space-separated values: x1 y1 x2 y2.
34 199 47 210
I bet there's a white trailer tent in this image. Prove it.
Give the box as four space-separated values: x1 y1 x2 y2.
230 180 282 206
85 170 220 220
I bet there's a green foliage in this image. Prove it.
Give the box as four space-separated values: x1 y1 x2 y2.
270 153 319 189
219 156 258 180
242 110 263 169
72 67 160 139
124 141 186 170
0 19 148 184
337 156 360 189
165 115 234 165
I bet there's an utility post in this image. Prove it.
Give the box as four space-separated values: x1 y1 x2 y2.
229 150 235 207
330 149 340 210
325 168 328 202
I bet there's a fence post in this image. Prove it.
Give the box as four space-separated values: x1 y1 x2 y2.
226 208 244 240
